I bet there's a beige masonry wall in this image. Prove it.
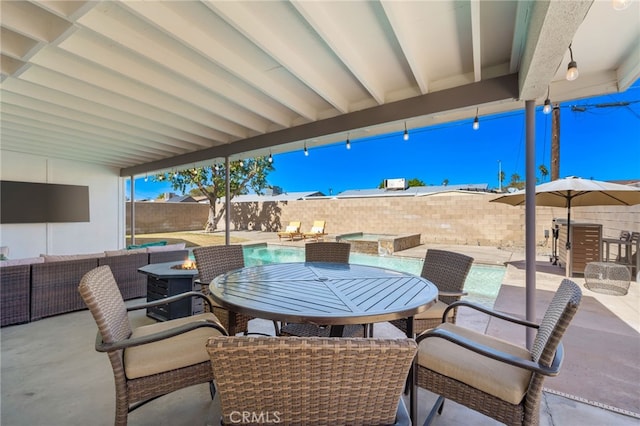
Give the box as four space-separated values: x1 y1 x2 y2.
129 194 640 247
127 202 209 234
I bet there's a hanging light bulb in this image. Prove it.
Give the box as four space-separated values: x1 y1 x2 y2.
566 44 579 81
214 164 219 172
403 122 409 141
304 143 309 156
268 152 273 163
472 109 479 130
144 173 148 182
543 87 552 114
346 134 351 150
612 0 631 10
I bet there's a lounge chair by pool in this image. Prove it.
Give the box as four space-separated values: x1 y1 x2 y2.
277 221 302 241
303 220 328 241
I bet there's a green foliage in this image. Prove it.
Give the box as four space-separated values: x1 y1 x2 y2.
154 157 274 231
538 164 549 183
377 177 425 189
508 173 525 190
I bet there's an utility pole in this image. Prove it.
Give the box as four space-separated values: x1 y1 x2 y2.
498 160 502 192
551 104 560 181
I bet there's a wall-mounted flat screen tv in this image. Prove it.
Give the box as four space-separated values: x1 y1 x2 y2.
1 181 90 223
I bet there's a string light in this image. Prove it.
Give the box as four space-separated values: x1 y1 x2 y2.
472 108 479 130
403 122 409 141
612 0 631 10
304 143 309 156
268 152 273 163
346 134 351 150
566 44 579 81
543 87 552 114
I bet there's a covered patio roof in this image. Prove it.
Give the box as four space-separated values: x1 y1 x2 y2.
1 1 638 176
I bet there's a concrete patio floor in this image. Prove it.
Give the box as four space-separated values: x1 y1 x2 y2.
1 232 638 425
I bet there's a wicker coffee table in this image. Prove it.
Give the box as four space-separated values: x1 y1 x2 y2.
584 262 631 296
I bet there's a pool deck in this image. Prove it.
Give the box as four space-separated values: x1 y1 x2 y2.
1 230 638 425
237 230 640 419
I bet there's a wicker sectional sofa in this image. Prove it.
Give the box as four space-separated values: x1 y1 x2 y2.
0 247 188 327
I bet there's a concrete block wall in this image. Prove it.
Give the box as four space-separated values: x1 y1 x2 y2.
127 202 210 234
128 194 639 248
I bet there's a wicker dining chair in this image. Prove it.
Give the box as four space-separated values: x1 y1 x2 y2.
206 336 416 426
78 265 227 426
416 279 582 426
389 249 473 336
193 245 254 336
279 241 367 338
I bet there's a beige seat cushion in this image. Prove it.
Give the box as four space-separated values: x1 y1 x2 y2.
125 313 223 379
414 300 454 320
418 322 533 405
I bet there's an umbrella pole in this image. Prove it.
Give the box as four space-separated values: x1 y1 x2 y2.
566 197 572 277
524 100 536 349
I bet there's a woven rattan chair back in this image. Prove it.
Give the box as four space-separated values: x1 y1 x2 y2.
193 245 250 335
207 336 416 425
305 241 351 263
417 279 582 426
193 245 245 283
79 265 132 346
420 249 473 306
522 279 582 425
390 249 473 335
79 265 225 426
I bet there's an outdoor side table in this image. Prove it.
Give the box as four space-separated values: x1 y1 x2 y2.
584 262 631 296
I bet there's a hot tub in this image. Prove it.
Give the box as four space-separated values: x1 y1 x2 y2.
336 233 421 255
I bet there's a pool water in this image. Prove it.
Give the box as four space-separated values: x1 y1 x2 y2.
242 245 504 307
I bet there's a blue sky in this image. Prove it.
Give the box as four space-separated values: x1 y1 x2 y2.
129 80 639 199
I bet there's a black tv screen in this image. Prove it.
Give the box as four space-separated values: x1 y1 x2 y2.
1 181 90 223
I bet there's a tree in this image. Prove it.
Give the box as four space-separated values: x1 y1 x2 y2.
538 164 549 183
441 179 449 186
377 177 425 188
508 173 525 190
155 157 274 232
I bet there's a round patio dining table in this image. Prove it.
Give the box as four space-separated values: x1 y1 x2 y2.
209 261 438 425
209 261 438 336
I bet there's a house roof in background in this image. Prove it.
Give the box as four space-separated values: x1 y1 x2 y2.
1 1 638 176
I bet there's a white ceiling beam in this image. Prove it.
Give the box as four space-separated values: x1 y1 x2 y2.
117 1 317 121
1 78 210 151
13 66 223 147
510 1 534 74
77 4 292 128
617 37 640 91
380 1 429 95
1 108 178 158
292 1 386 105
55 32 255 138
0 136 128 168
30 46 245 141
518 0 594 100
0 95 202 154
470 0 482 82
205 1 350 114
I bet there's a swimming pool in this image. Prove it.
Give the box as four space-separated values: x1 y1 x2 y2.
242 244 504 307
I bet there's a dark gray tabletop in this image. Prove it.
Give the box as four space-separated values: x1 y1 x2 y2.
138 261 199 279
209 262 438 326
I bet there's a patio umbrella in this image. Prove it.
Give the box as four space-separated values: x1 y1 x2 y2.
491 176 640 273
